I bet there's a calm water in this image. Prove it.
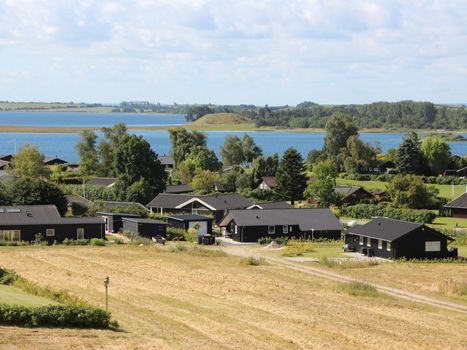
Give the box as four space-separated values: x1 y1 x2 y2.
0 130 465 162
0 111 186 127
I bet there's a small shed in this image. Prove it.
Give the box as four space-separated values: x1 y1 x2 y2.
167 215 213 236
97 212 140 233
122 218 168 238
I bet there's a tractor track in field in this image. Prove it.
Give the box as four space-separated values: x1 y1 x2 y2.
224 248 467 315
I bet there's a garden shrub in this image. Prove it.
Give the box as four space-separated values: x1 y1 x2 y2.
240 256 265 266
340 204 436 223
90 238 106 246
0 304 113 329
166 227 186 241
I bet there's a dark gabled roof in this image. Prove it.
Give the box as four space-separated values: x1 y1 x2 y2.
167 215 212 222
0 160 9 170
147 193 194 208
261 177 277 188
44 156 68 165
248 201 294 209
376 160 396 168
100 201 149 212
96 212 140 217
444 192 467 209
334 185 370 198
165 184 193 194
0 205 103 225
219 208 343 232
159 156 174 166
0 154 13 162
147 193 253 211
66 195 92 206
86 177 117 187
347 217 453 242
122 217 168 225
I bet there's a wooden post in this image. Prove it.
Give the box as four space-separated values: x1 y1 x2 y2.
104 276 110 313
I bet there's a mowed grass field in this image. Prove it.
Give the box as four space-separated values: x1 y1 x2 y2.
0 285 56 307
0 245 466 350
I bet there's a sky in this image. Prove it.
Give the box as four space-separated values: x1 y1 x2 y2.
0 0 466 105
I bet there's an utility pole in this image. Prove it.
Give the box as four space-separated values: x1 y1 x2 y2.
104 277 110 313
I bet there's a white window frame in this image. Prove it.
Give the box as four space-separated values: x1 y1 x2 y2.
359 236 363 245
234 225 238 234
387 242 391 251
0 230 20 241
283 225 288 234
46 228 55 237
367 237 371 247
378 239 382 249
425 241 440 252
268 226 275 235
77 228 85 240
289 226 293 233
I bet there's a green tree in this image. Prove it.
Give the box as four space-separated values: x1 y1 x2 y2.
191 170 219 194
218 171 238 192
305 160 340 207
114 134 166 197
169 127 206 168
9 178 68 215
8 144 50 179
306 149 322 170
175 159 199 184
420 136 451 175
76 130 99 176
126 178 154 204
386 174 438 209
0 182 10 205
187 146 221 171
276 147 307 204
220 135 244 165
322 113 358 159
98 123 128 177
395 132 425 174
343 135 377 173
242 134 262 165
251 154 279 186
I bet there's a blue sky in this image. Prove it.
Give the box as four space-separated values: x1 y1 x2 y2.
1 0 466 105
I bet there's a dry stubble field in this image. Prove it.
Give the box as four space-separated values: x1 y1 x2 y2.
0 245 466 350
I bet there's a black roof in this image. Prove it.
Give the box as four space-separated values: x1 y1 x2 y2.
44 156 68 165
147 193 252 210
444 192 467 209
66 195 92 206
167 215 212 222
347 217 453 242
219 208 343 232
0 205 103 225
334 185 370 198
0 154 13 161
86 177 117 187
122 218 168 225
165 184 193 194
96 212 140 217
248 201 294 209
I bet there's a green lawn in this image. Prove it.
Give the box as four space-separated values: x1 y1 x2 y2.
0 285 56 307
336 178 466 200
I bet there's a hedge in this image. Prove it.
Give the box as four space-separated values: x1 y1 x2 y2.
340 204 436 223
0 304 113 328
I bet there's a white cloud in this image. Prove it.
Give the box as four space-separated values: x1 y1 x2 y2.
0 0 466 103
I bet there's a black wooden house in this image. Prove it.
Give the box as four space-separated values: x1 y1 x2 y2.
219 208 343 242
97 212 140 233
122 218 168 238
345 218 455 259
0 205 104 244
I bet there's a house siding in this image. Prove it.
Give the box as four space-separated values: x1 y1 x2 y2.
122 221 167 238
0 223 104 244
449 208 467 218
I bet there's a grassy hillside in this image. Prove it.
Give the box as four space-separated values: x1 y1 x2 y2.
188 113 255 130
0 285 55 307
0 245 465 349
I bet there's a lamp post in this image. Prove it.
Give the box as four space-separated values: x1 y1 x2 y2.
104 277 110 313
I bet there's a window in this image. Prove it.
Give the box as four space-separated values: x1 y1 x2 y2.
378 239 382 249
289 226 293 233
425 241 440 252
268 226 275 234
0 230 20 241
234 225 238 234
77 228 85 240
46 229 55 237
387 242 391 251
283 225 288 234
359 236 363 245
367 238 371 247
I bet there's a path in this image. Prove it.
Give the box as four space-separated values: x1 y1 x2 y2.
223 246 467 315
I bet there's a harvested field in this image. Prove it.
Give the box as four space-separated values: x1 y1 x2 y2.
0 245 465 350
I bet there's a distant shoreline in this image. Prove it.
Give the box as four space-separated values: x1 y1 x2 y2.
0 124 466 134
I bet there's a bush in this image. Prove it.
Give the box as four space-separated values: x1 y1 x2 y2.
71 202 88 216
240 256 265 266
166 227 186 241
335 281 379 297
0 304 113 329
340 203 436 223
63 239 90 246
320 256 380 268
90 238 106 246
282 240 316 257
